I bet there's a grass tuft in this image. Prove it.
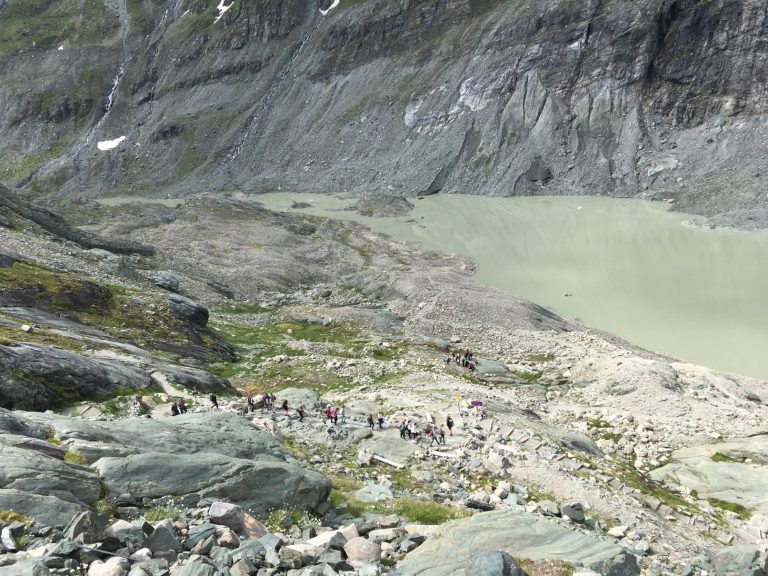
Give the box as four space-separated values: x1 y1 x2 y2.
144 506 181 522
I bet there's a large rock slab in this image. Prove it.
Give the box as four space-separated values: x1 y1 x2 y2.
650 434 768 513
95 452 330 513
0 489 87 527
276 388 321 411
359 434 423 465
20 411 286 461
0 443 101 505
395 510 638 576
0 343 152 410
1 410 331 523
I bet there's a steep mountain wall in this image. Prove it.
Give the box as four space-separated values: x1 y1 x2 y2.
1 0 766 223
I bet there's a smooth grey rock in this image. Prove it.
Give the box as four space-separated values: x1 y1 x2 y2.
168 295 209 327
560 503 585 524
0 489 87 528
538 500 561 517
208 501 245 533
0 527 16 551
231 540 267 564
712 545 768 576
152 272 180 293
466 550 528 576
0 559 51 576
327 531 347 551
274 388 321 411
354 483 393 503
316 549 345 568
186 524 217 551
177 559 217 576
145 525 181 553
49 538 80 557
650 435 768 512
64 511 107 544
396 509 639 576
95 452 330 515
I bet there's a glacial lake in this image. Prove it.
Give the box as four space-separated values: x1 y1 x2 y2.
256 192 768 380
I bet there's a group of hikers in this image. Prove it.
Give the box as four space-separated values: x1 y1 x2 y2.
170 398 188 416
400 415 454 446
324 405 347 425
366 413 385 429
180 392 460 445
445 349 479 371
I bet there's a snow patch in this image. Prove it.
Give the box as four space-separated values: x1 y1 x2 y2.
320 0 340 16
214 0 234 23
97 136 126 151
57 45 64 51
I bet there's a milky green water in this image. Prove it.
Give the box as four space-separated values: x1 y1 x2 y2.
257 192 768 380
98 196 184 208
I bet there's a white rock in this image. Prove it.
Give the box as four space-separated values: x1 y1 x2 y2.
607 525 628 538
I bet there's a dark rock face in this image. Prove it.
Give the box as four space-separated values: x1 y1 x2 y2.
0 0 766 225
0 344 153 410
168 294 210 327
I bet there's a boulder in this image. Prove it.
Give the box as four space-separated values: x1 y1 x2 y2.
276 388 321 411
560 503 585 524
145 525 180 553
185 524 217 551
466 550 528 576
343 536 381 564
208 502 245 533
355 483 394 503
0 559 51 576
152 272 180 293
95 452 330 514
88 558 129 576
64 511 108 544
396 510 639 576
168 295 209 327
713 545 768 576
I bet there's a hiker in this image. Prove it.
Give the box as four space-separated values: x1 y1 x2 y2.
262 392 270 412
281 399 289 416
191 387 199 396
247 395 255 412
325 404 333 422
367 414 375 430
171 402 180 417
178 398 187 414
340 405 347 424
429 427 439 446
399 420 407 439
210 393 218 410
298 405 305 422
377 413 384 429
446 415 454 436
436 426 446 445
408 421 418 440
332 407 339 425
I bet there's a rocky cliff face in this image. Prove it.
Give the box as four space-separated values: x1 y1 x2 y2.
1 0 766 224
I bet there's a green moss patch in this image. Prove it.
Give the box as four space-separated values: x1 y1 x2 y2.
0 0 120 56
708 498 751 520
